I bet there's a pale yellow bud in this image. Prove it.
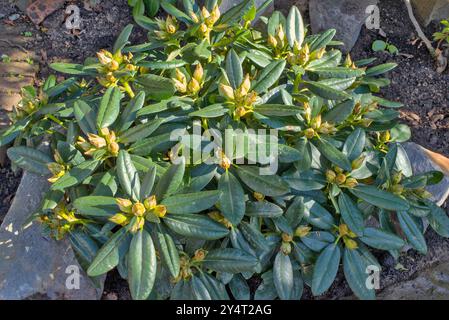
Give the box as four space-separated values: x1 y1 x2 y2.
97 49 113 65
336 173 347 185
187 78 201 94
240 74 251 95
253 192 265 201
344 237 358 250
144 195 157 210
87 133 107 148
201 7 210 19
295 225 311 238
116 198 133 213
193 63 204 82
281 233 293 242
108 142 119 156
219 83 235 100
267 35 278 48
132 203 146 217
304 128 315 139
153 205 167 218
109 213 129 226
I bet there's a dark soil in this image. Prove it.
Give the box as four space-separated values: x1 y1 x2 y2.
0 0 448 300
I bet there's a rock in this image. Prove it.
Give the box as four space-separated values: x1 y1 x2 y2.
275 0 310 24
26 0 66 25
403 142 449 206
0 171 103 300
378 262 449 300
411 0 449 27
8 14 20 21
309 0 379 52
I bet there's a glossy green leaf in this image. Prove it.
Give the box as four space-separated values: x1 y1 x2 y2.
162 190 220 214
350 185 410 211
117 150 141 201
342 128 365 162
74 100 96 135
273 252 294 300
51 160 100 190
7 146 52 175
397 211 427 254
154 225 180 278
343 248 375 300
338 193 364 236
303 198 336 230
202 248 259 273
305 81 350 100
113 24 133 53
236 166 289 196
97 86 121 130
218 171 245 226
164 214 229 240
313 138 351 171
136 74 176 100
128 229 157 300
286 6 305 48
119 119 164 143
312 243 341 295
245 201 283 217
322 99 355 123
226 49 243 89
252 60 286 93
73 196 118 217
360 227 405 250
154 157 185 200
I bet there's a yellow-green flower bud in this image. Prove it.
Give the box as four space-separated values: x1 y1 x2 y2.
304 128 315 139
219 83 235 100
326 170 337 183
109 213 129 226
132 202 146 217
116 198 133 213
280 242 292 255
295 225 311 238
345 177 358 188
336 173 347 185
153 205 167 218
144 195 157 210
193 63 204 83
343 237 358 250
281 233 293 242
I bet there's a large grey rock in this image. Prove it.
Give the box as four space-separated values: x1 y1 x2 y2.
378 262 449 300
403 142 449 206
309 0 378 52
411 0 449 27
0 171 103 300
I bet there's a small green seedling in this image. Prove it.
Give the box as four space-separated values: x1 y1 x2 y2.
372 39 399 55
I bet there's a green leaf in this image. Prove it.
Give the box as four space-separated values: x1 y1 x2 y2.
245 201 283 217
372 40 387 52
164 214 229 240
284 169 326 191
128 229 157 300
397 211 427 254
301 231 335 252
350 185 410 211
154 225 180 278
309 29 336 52
305 81 350 100
202 248 259 273
313 138 351 171
338 193 365 236
293 138 312 171
229 274 250 300
136 74 176 100
97 86 121 130
117 150 141 201
119 91 145 132
74 100 97 135
236 166 289 196
273 252 294 300
343 248 375 300
160 0 193 24
310 67 364 79
51 160 100 190
154 157 185 200
113 24 133 53
7 146 52 174
226 49 243 89
365 63 397 77
140 166 156 199
428 201 449 238
69 230 99 271
119 118 164 143
286 6 305 48
50 63 87 75
87 227 128 277
312 244 341 295
360 227 405 250
239 221 270 251
303 198 336 230
73 196 118 217
138 60 186 70
218 171 245 226
162 190 221 214
342 127 365 162
252 60 286 93
0 118 30 147
390 123 411 142
253 104 300 116
189 104 226 118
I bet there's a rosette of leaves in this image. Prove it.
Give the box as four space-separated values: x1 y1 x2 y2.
2 1 449 300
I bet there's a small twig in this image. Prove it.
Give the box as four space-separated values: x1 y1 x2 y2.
403 0 435 57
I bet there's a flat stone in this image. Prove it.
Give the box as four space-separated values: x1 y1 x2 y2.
378 262 449 300
26 0 66 25
403 142 449 206
0 171 103 300
0 93 22 112
0 61 38 77
411 0 449 27
276 0 309 16
0 76 34 94
309 0 379 52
